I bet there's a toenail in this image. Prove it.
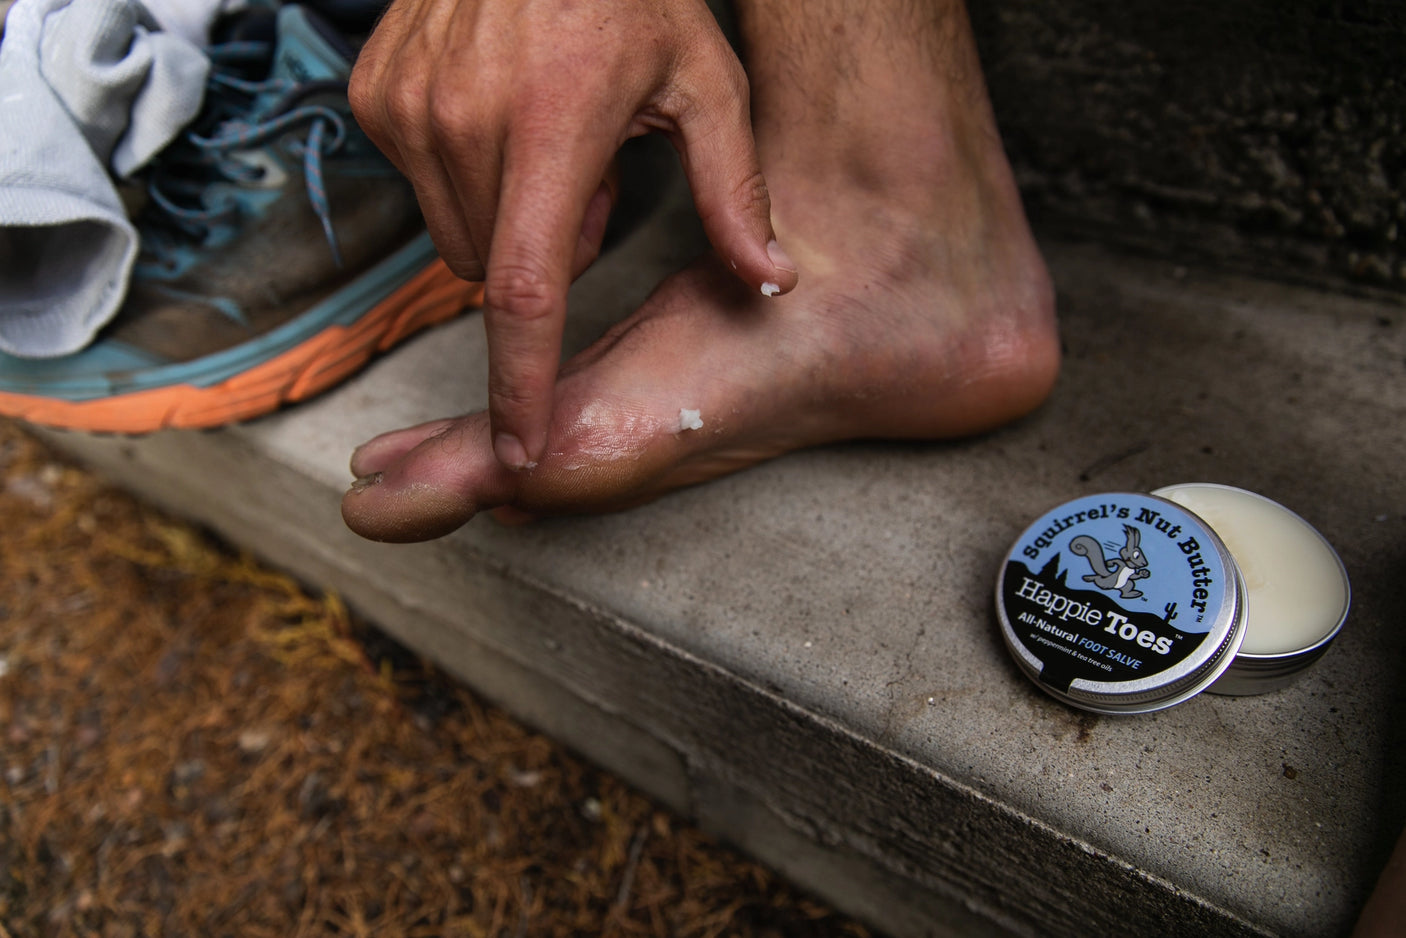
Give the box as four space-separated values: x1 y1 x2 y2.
766 239 797 273
349 471 383 492
494 432 534 471
760 282 781 297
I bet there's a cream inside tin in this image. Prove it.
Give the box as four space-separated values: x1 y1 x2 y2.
1152 483 1350 695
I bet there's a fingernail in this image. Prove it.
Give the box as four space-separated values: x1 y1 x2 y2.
761 282 780 297
766 239 797 273
349 471 383 493
494 432 535 471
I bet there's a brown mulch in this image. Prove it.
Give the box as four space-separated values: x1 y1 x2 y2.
0 419 870 938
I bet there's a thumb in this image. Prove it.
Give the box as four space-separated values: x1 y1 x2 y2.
671 59 799 298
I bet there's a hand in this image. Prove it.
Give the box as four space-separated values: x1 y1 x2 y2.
349 0 799 469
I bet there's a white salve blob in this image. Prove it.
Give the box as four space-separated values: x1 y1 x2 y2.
1157 484 1347 655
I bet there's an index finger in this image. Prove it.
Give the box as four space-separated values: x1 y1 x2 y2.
481 129 615 470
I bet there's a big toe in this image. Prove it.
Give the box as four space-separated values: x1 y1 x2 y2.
341 414 516 542
349 418 457 478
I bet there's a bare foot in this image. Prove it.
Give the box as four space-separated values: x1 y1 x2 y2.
341 172 1057 539
341 0 1060 543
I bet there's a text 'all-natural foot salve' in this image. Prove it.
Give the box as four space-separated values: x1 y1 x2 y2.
1151 483 1350 695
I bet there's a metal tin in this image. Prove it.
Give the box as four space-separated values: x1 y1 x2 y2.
1151 483 1351 696
994 492 1247 714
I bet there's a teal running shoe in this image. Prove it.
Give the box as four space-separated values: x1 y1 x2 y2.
0 4 480 433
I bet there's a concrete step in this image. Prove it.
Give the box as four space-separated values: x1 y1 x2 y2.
41 175 1405 937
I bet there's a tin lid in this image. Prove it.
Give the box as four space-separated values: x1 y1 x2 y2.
994 492 1246 714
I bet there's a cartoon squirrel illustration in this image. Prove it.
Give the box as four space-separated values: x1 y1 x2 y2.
1069 526 1150 599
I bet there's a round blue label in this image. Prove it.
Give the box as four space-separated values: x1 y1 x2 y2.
998 493 1238 696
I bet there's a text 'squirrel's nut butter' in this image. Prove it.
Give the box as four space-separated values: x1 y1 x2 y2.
994 485 1350 713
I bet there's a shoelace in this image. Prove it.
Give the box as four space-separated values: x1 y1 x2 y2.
143 42 349 268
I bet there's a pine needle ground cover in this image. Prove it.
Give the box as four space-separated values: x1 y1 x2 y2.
0 420 870 938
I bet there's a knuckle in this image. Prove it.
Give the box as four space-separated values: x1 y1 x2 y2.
731 169 771 215
425 82 466 134
697 169 769 231
346 60 379 124
426 81 493 155
715 52 751 103
675 42 750 118
383 78 429 135
486 374 537 411
485 264 559 323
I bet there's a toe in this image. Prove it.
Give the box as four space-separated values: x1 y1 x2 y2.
350 418 457 477
341 415 517 542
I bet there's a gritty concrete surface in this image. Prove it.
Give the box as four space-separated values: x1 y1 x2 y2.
40 169 1406 936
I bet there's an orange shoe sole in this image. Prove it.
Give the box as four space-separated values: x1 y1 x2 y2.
0 259 482 436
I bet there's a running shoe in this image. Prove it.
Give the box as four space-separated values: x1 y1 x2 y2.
0 4 481 434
